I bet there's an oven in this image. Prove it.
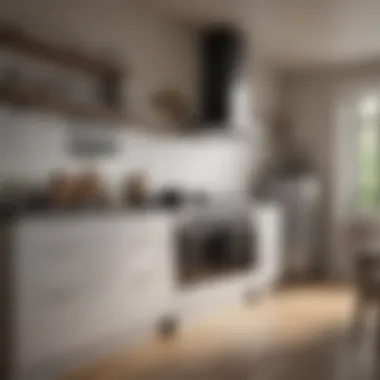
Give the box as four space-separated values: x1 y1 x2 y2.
175 209 257 286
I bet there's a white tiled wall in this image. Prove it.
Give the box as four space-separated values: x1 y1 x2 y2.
0 107 254 196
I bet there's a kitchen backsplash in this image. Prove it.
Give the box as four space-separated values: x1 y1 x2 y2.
0 107 255 198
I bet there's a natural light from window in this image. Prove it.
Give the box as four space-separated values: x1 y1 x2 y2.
358 96 380 211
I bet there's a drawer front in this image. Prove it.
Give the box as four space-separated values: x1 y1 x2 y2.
15 276 167 371
17 238 172 294
16 245 173 320
15 214 173 267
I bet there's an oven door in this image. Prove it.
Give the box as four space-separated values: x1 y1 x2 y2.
176 213 256 286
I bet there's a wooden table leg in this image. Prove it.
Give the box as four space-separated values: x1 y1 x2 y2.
349 293 366 345
375 301 380 378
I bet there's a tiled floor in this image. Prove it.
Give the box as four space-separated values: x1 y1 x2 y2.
63 285 376 380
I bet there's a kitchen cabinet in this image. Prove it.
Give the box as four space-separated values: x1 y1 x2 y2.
0 204 283 380
3 213 175 380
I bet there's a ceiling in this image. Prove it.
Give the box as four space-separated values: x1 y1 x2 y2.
141 0 240 25
142 0 380 68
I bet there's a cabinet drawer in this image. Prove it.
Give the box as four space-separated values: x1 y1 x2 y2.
15 276 167 370
16 246 173 314
16 287 133 369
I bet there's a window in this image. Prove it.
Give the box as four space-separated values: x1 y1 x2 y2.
357 96 380 211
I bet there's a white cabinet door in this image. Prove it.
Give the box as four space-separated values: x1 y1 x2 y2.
13 213 175 378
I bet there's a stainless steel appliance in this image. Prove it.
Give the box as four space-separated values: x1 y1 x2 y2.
175 204 257 286
271 176 321 278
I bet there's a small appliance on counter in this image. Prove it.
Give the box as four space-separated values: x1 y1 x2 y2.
48 170 77 209
121 171 150 207
48 169 111 210
154 187 186 209
153 187 208 210
0 169 113 215
73 169 110 209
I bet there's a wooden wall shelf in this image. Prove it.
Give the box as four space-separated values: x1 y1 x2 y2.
0 26 124 121
0 88 124 121
0 27 122 77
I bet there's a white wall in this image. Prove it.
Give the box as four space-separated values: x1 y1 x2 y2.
0 107 254 195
